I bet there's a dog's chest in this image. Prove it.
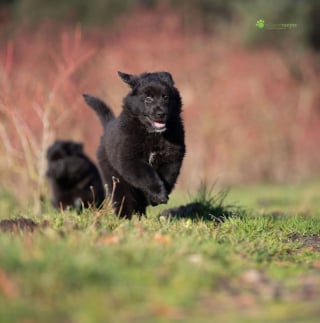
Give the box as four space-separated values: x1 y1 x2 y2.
145 136 165 168
148 152 157 166
147 148 164 167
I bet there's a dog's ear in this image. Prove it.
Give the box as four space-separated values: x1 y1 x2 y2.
159 72 174 86
118 71 139 88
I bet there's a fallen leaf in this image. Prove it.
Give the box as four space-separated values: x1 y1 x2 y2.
0 269 18 298
154 233 170 244
236 294 256 309
188 254 203 264
241 269 264 285
151 304 185 320
98 235 120 245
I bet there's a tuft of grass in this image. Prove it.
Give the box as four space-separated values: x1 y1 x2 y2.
158 182 245 223
192 182 245 221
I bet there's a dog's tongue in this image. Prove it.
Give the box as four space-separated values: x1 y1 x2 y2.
153 121 166 129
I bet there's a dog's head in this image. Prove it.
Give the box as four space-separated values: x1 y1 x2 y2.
119 71 182 133
47 140 84 161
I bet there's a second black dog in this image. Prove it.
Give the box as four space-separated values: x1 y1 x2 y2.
83 71 185 218
46 140 105 210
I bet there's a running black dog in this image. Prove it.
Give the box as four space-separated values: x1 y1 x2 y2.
83 71 185 218
46 140 105 210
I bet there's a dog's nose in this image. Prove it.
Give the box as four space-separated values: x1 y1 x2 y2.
155 111 166 119
155 107 167 119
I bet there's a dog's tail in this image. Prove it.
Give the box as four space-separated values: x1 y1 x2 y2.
83 94 115 127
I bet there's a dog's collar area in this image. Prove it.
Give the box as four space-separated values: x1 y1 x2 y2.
147 127 167 134
154 127 167 133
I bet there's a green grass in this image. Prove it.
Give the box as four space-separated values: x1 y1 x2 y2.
0 182 320 322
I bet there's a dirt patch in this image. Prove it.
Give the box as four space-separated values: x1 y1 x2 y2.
289 233 320 252
0 217 38 233
0 217 51 233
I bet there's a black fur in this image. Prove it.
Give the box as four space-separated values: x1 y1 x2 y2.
83 94 115 126
83 71 185 218
46 140 105 210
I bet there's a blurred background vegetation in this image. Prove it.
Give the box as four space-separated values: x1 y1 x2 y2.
1 0 320 50
0 0 320 204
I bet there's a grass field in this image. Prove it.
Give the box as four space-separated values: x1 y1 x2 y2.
0 182 320 322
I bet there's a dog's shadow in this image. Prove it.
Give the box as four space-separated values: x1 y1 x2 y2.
158 187 243 223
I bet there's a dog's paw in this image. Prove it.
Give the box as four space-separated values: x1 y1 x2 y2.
148 186 169 206
149 194 168 206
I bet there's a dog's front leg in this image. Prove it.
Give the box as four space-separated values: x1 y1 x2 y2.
157 159 183 194
119 160 168 205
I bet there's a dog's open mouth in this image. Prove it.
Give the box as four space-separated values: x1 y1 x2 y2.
152 121 166 132
146 117 167 132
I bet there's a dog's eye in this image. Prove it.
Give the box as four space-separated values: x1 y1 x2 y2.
163 95 169 101
144 96 153 104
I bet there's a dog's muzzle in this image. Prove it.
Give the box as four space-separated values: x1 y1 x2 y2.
146 116 167 133
152 120 166 132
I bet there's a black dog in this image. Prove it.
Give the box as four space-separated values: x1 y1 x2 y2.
46 140 105 210
83 71 185 218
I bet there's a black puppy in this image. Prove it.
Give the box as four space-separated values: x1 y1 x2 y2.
46 140 105 210
83 71 185 218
